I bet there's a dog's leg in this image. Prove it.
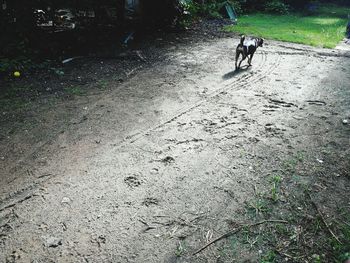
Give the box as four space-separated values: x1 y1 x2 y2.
238 55 246 69
248 53 254 66
248 50 256 66
235 51 241 70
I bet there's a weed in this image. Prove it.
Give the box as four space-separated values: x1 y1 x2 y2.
97 80 108 90
331 219 350 262
340 252 350 263
270 185 278 202
270 175 282 202
275 223 290 236
296 151 305 162
312 254 322 263
51 68 65 76
261 250 277 263
271 175 282 184
311 216 323 234
228 236 239 257
247 198 269 217
282 157 298 172
239 148 245 158
175 241 186 257
64 86 84 96
0 98 30 111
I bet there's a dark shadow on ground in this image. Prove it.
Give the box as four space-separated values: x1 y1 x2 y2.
222 65 251 80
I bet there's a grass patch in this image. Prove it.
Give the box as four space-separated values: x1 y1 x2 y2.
0 98 31 111
224 4 350 48
64 86 85 96
0 83 35 111
175 241 186 257
96 80 109 90
217 149 350 263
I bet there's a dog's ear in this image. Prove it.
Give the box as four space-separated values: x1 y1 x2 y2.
258 38 264 47
240 35 246 45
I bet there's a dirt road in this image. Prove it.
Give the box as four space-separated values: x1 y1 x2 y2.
1 33 350 262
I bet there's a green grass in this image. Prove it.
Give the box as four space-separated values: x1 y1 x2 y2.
0 98 30 111
224 4 350 48
64 86 85 96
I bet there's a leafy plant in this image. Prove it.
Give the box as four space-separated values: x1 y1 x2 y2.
270 175 282 202
175 241 186 257
64 86 84 95
180 0 244 19
261 250 277 263
265 0 290 14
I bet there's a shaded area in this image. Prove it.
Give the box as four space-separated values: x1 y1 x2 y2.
222 65 251 80
0 0 182 76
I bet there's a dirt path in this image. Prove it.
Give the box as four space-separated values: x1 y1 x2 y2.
1 35 350 262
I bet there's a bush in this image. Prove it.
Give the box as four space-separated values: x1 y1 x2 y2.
181 0 221 18
265 0 290 14
181 0 244 19
227 0 244 15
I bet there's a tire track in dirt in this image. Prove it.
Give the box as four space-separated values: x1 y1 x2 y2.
0 48 280 207
125 50 280 144
275 43 350 58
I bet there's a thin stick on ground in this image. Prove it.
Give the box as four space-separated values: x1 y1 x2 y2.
275 248 305 260
193 219 288 255
308 195 342 244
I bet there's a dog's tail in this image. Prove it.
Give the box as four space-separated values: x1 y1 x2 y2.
240 35 245 46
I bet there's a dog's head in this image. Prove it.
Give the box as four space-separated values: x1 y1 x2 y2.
257 38 264 47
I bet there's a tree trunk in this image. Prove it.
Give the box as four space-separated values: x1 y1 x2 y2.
116 0 125 25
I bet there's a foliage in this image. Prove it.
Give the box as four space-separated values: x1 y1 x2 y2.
181 0 223 18
0 58 30 74
181 0 247 22
0 36 52 75
264 0 290 14
228 0 244 15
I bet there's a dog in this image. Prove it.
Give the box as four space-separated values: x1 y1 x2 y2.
235 35 264 70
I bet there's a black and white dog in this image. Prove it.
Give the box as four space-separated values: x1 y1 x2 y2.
235 35 264 70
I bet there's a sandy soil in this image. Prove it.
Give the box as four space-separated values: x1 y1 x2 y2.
1 27 350 263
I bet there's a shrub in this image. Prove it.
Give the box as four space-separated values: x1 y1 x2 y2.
181 0 244 19
227 0 244 15
181 0 222 18
265 0 290 14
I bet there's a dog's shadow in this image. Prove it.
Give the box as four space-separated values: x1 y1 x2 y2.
222 65 251 80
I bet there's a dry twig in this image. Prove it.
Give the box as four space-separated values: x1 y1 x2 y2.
308 195 342 244
193 219 288 255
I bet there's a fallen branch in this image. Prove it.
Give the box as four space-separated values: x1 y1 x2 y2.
308 195 342 244
275 248 305 261
193 219 288 255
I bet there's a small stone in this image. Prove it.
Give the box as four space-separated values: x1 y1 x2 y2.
342 119 348 125
43 236 62 248
150 168 159 175
61 197 71 204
